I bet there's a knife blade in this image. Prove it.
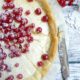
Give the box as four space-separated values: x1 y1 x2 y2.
58 30 69 80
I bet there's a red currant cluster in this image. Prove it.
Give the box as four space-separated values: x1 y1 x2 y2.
0 0 49 79
57 0 74 7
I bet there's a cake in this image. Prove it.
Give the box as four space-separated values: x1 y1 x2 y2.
0 0 58 80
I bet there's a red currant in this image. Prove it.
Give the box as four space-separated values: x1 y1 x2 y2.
17 74 23 79
37 61 43 67
68 0 74 6
1 64 8 71
2 3 8 9
25 10 31 15
27 0 33 2
41 15 48 22
5 0 13 3
57 0 66 7
8 2 15 9
14 63 19 67
36 27 42 33
35 8 42 15
5 75 14 80
41 54 49 60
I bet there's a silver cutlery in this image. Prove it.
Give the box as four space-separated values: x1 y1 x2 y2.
58 29 69 80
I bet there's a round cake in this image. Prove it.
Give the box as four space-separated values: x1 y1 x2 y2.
0 0 58 80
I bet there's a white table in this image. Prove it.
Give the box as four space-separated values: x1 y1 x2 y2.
63 7 80 80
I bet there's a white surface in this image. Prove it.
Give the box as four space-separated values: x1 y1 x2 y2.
63 7 80 80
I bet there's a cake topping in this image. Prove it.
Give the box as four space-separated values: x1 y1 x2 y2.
41 54 49 60
2 3 9 9
8 2 15 9
5 75 14 80
1 64 8 71
24 43 30 48
25 10 31 15
18 7 23 12
35 8 42 15
27 36 33 43
2 2 15 9
14 16 22 23
0 48 3 53
17 38 24 44
41 15 48 22
21 48 28 53
36 27 42 33
27 0 33 2
0 60 3 65
37 61 43 67
6 68 11 72
5 0 14 3
0 48 7 60
16 74 23 79
21 18 28 25
0 52 7 60
14 63 19 67
13 8 22 16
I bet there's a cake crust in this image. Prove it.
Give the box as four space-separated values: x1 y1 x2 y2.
26 0 58 80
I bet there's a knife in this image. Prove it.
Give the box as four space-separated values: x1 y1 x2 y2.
58 29 69 80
